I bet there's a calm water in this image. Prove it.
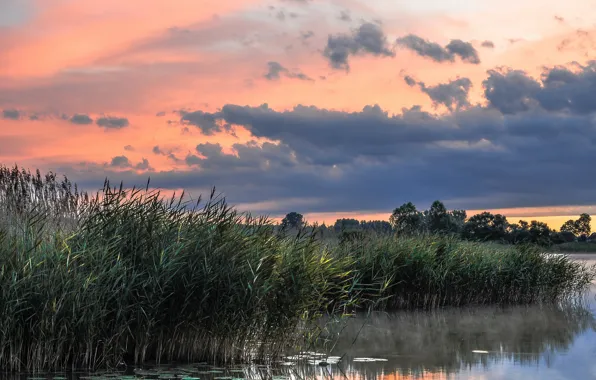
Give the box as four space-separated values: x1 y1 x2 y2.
314 253 596 380
3 255 595 380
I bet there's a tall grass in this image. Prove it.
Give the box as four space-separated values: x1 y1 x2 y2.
336 235 594 309
0 165 594 372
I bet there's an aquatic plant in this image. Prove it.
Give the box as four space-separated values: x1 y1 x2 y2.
0 165 593 371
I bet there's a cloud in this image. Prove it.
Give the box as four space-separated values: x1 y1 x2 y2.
124 145 135 151
264 61 313 81
91 62 591 214
156 111 166 117
179 109 229 135
109 155 152 170
405 76 473 111
483 62 596 115
135 158 151 170
110 155 131 168
481 40 495 48
338 10 351 22
323 22 395 71
396 34 480 64
96 116 130 129
151 145 183 163
403 75 417 87
300 30 314 42
186 141 297 171
2 109 20 119
69 113 94 125
62 94 596 214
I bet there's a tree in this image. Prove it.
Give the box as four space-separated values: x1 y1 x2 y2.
528 220 553 246
577 213 591 236
508 220 531 244
360 220 393 234
560 213 591 239
390 202 423 235
462 212 509 241
449 209 467 233
561 219 578 235
281 212 304 230
427 200 450 233
333 218 360 233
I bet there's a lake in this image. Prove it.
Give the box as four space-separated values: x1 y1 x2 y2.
2 254 594 380
312 253 596 380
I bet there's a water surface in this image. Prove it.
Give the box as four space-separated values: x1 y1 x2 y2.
311 254 596 379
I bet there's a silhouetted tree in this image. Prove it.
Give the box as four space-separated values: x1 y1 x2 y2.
360 220 393 233
528 220 554 246
560 214 591 237
281 212 304 230
462 212 509 241
577 213 591 236
333 218 360 233
390 202 423 235
427 200 450 233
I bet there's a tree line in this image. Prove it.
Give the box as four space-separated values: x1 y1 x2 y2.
279 201 593 246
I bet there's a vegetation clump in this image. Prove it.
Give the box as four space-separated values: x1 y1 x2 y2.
0 165 593 372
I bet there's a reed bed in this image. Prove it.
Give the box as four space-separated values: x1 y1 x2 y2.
0 165 594 372
336 235 594 309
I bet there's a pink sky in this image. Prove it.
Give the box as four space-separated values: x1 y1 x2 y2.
1 0 596 229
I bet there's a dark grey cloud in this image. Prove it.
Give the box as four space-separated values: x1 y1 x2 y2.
265 61 287 80
96 116 130 129
109 155 151 170
69 113 93 125
264 61 313 81
405 76 473 111
186 141 297 171
110 155 131 168
2 109 20 119
153 146 164 155
483 62 596 115
323 22 395 71
179 109 228 135
135 158 151 170
53 62 596 217
403 75 417 87
396 34 481 64
124 145 135 151
481 40 495 48
156 111 166 117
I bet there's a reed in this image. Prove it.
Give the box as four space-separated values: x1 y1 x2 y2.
336 234 594 310
0 165 593 371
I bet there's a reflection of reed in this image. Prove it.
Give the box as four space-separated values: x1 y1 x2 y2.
314 290 596 377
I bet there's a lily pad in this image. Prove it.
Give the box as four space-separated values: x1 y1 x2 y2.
353 357 388 362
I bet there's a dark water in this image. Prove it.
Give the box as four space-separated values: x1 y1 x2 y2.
3 255 595 380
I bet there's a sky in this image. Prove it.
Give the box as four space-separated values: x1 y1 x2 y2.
2 0 596 228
